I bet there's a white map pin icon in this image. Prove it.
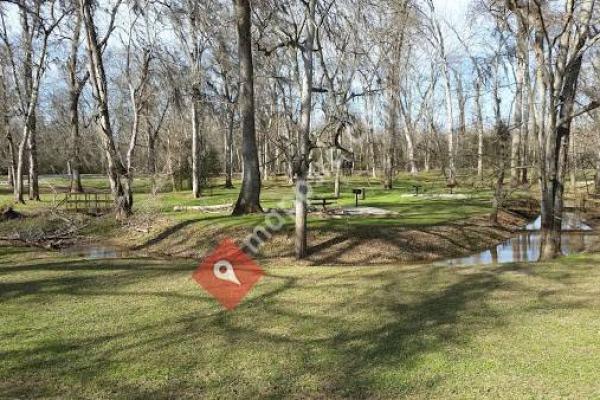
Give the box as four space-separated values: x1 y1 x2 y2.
213 260 241 286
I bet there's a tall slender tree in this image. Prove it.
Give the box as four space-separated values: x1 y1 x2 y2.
0 1 61 203
232 0 262 215
292 0 317 258
79 0 132 218
66 7 88 193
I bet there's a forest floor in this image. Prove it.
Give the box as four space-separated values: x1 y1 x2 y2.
0 172 537 264
1 245 599 399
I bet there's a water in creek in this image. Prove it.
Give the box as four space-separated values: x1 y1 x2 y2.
441 212 596 267
60 213 595 265
524 213 592 232
61 245 129 259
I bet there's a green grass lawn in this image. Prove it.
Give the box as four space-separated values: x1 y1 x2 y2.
1 171 493 211
0 174 597 398
0 172 534 264
0 172 501 243
1 247 599 399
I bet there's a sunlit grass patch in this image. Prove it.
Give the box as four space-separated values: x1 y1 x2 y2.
0 249 598 398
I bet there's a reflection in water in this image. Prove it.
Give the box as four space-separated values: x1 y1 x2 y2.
525 213 592 231
442 212 596 267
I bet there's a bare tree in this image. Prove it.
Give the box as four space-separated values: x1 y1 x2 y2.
166 0 211 198
294 0 317 258
122 8 154 206
65 7 89 193
490 28 510 224
383 48 400 189
0 1 63 203
207 30 238 189
145 95 170 193
0 57 15 188
509 11 530 186
425 0 456 181
232 0 262 215
381 0 411 188
507 0 600 259
473 63 487 180
79 0 133 218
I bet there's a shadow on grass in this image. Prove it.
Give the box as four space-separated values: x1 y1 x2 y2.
300 220 514 266
131 215 236 251
0 259 194 300
0 253 558 398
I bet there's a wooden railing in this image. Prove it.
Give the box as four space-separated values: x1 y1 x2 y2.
57 192 113 214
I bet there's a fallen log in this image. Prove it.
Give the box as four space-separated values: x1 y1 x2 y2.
173 204 233 213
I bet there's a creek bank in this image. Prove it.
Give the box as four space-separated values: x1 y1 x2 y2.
119 206 538 266
2 202 544 267
442 211 596 267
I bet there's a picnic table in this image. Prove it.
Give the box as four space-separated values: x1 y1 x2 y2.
309 197 338 211
412 185 423 196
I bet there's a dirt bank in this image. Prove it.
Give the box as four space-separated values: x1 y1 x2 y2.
262 210 533 266
124 205 536 266
0 202 539 266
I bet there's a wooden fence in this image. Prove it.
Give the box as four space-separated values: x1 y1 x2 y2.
57 192 113 214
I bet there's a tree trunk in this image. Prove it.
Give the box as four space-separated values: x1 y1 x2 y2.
402 123 418 175
263 132 269 181
334 155 341 198
126 103 140 207
27 117 39 201
166 133 177 192
13 6 45 204
294 0 316 259
366 94 377 178
80 0 131 218
5 131 16 189
319 148 326 177
424 137 431 172
595 150 600 195
454 70 467 162
232 0 262 215
491 123 509 225
383 149 394 189
147 133 156 192
441 61 455 179
511 46 525 186
147 126 156 176
384 69 399 190
191 96 202 198
225 105 235 189
68 8 85 194
370 142 377 178
1 67 16 189
69 92 84 193
14 126 29 203
537 33 585 260
491 45 506 225
475 76 485 180
520 49 531 185
570 136 577 195
7 166 14 188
